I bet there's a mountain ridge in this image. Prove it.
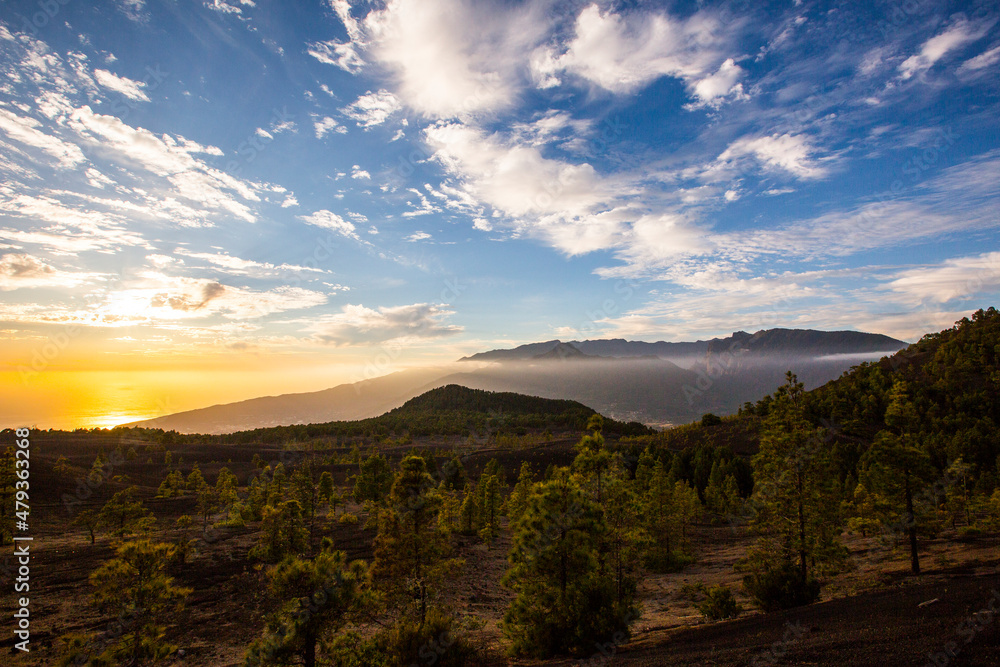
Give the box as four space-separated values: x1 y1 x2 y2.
460 328 907 362
128 327 908 434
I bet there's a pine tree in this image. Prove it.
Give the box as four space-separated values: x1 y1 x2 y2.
244 548 368 667
318 471 335 509
505 462 534 526
215 467 239 510
502 468 632 657
245 477 266 521
478 474 501 546
750 373 842 585
602 475 645 608
292 463 321 547
185 463 205 491
99 487 153 538
352 454 393 503
459 486 479 535
634 448 657 494
156 470 185 498
371 456 457 627
73 509 100 545
173 515 196 565
251 500 309 562
860 383 937 574
87 540 191 666
196 482 218 529
572 426 612 504
268 463 288 506
440 455 467 491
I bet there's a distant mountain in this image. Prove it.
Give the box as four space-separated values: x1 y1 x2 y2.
131 327 909 434
706 328 907 357
532 342 594 360
124 367 448 434
461 328 906 363
459 337 712 362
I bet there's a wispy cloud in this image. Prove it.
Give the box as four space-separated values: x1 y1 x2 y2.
93 69 149 101
898 16 995 80
303 302 462 345
341 89 402 128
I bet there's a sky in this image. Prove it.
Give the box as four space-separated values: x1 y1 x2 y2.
0 0 999 428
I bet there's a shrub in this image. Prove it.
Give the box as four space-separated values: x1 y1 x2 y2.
696 584 743 620
742 563 821 612
643 549 695 573
701 413 723 427
385 607 473 667
326 631 389 667
957 525 982 539
338 512 359 525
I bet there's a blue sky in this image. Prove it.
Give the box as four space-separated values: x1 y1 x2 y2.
0 0 999 394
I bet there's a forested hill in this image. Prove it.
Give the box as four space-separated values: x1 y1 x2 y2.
390 384 592 416
793 307 1000 476
374 384 652 437
642 308 1000 488
119 384 653 445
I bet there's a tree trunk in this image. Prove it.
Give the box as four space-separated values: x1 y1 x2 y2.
304 628 316 667
904 472 920 574
797 473 808 583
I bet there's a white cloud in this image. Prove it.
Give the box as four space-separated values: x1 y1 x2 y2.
351 165 371 180
957 44 1000 74
0 193 150 254
173 248 328 278
0 272 325 327
715 133 828 180
305 0 366 73
204 0 256 15
304 302 462 345
341 89 402 128
405 231 431 242
307 39 366 74
105 274 323 322
93 69 149 102
298 209 358 239
0 253 100 290
0 109 87 168
67 106 259 222
85 167 116 188
401 188 440 218
687 58 747 108
887 252 1000 303
313 116 345 138
334 0 551 118
280 193 298 208
115 0 147 22
899 17 995 80
536 3 735 103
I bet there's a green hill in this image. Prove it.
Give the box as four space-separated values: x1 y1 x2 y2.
120 384 653 445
